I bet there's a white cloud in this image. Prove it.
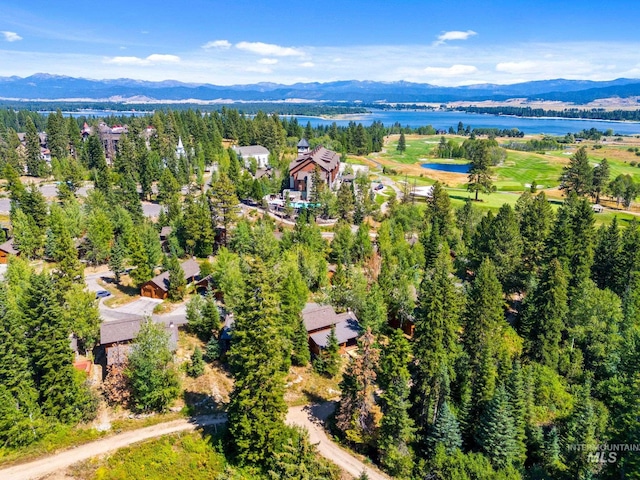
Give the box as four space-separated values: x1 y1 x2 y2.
423 64 478 76
1 31 22 42
496 61 538 74
258 58 278 65
104 54 180 66
300 62 315 68
236 41 304 57
202 39 231 49
434 30 477 46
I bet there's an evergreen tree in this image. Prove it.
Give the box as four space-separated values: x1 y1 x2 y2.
462 259 506 441
208 172 239 243
592 216 623 291
591 157 610 204
85 208 113 266
378 329 414 477
108 237 127 284
186 346 205 378
26 273 94 422
425 181 453 239
336 328 380 448
25 117 46 177
412 245 460 432
519 259 568 369
466 139 495 201
476 384 519 470
228 258 287 466
167 255 186 302
279 257 310 366
426 400 463 455
397 132 406 152
337 182 355 222
314 325 340 377
506 361 527 466
516 191 553 273
563 381 598 479
560 146 593 196
126 319 180 412
0 284 43 447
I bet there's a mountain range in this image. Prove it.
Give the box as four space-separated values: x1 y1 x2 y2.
1 74 640 104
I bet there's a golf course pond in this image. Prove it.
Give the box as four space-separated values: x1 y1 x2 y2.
421 162 471 173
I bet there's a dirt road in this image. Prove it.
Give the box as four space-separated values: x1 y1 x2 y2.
0 416 226 480
286 403 390 480
1 404 389 480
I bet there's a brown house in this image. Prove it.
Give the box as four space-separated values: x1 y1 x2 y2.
0 239 19 264
288 145 340 199
140 258 201 299
302 303 361 355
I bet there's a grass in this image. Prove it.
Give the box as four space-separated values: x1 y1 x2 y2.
284 365 343 407
69 429 263 480
0 411 187 468
377 134 640 224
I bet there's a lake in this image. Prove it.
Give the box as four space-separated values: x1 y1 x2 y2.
291 110 640 136
47 108 640 136
421 162 471 173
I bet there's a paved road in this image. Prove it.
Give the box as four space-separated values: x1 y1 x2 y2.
0 416 226 480
0 403 389 480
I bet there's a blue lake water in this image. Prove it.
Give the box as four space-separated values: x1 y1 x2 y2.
47 109 640 136
292 110 640 136
421 162 471 173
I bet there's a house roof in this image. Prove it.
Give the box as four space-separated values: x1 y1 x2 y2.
100 316 179 349
0 239 19 255
298 138 309 148
160 226 173 239
309 318 361 348
289 145 340 175
255 167 273 179
234 145 269 157
302 303 359 333
146 259 201 292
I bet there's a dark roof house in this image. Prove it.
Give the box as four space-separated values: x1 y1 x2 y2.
140 258 201 299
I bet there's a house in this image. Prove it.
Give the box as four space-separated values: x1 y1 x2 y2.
233 145 270 169
140 258 201 299
288 145 341 199
302 303 361 355
99 315 180 367
0 239 19 264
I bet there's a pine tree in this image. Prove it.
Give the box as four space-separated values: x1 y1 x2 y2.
167 255 186 301
426 400 463 455
26 273 93 423
336 328 380 448
476 384 518 470
126 319 180 412
425 181 453 239
25 117 45 177
591 158 610 204
315 325 340 377
506 361 527 466
592 217 622 291
208 173 239 242
228 258 287 466
397 132 406 152
516 191 553 273
378 329 415 477
109 237 127 284
466 139 495 201
462 259 505 441
279 257 310 366
0 284 43 447
519 259 568 369
186 346 205 378
563 381 598 479
560 146 593 196
412 245 460 432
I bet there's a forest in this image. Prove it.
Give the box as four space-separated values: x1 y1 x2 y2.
451 105 640 122
0 107 638 479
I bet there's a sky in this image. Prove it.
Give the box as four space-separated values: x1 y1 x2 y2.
1 0 640 87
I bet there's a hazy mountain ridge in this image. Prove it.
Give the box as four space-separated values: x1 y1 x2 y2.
1 74 640 103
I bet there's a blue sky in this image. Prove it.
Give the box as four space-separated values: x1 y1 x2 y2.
1 0 640 86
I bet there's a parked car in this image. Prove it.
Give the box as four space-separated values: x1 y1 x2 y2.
375 183 384 191
95 290 111 299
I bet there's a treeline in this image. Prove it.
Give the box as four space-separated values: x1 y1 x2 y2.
452 105 640 122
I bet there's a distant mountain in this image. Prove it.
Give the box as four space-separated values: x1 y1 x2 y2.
1 74 640 103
